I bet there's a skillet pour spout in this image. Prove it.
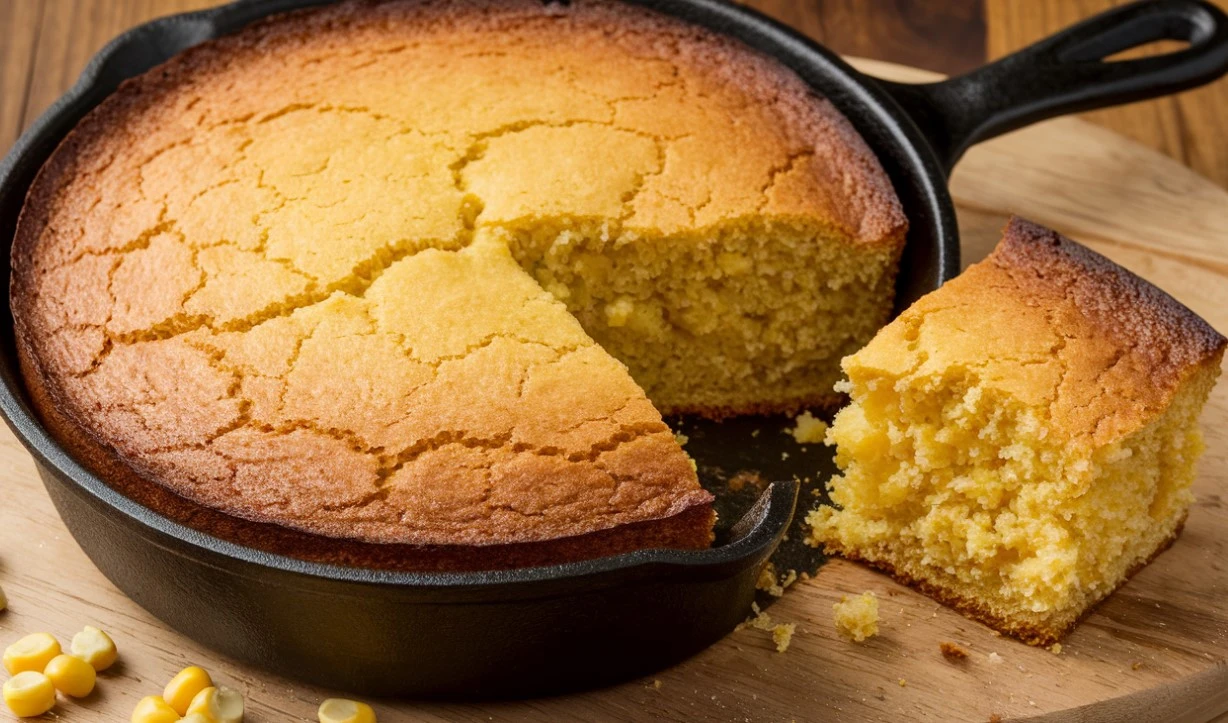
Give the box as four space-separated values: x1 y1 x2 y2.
0 0 1226 699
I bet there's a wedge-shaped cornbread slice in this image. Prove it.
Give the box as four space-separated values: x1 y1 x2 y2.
808 217 1226 644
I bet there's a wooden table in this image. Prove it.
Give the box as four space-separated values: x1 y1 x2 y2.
3 0 1227 187
3 3 1228 722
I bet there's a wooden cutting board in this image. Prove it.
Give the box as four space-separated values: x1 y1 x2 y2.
1 58 1226 723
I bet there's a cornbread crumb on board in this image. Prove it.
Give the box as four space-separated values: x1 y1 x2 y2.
737 602 797 653
940 642 969 661
771 624 796 653
787 411 828 444
810 217 1226 645
833 592 879 642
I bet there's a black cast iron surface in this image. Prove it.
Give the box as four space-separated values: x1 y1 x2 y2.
0 0 1225 699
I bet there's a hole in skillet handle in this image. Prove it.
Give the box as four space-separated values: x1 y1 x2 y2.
871 0 1228 173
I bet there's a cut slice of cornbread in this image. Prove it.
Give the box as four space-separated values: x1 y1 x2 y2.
808 217 1226 645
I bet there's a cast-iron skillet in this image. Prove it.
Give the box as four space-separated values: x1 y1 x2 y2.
1 0 1226 699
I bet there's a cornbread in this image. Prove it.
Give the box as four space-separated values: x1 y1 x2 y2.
832 592 879 642
788 411 829 444
809 218 1226 644
12 0 905 569
737 602 796 653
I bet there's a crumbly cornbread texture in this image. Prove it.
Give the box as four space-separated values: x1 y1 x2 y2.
832 592 879 642
13 0 904 568
808 218 1226 644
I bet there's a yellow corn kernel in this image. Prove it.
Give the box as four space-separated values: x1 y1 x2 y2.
318 698 377 723
181 715 213 723
44 653 96 697
164 665 213 716
3 671 56 717
131 695 180 723
187 685 245 723
3 632 61 675
70 626 118 671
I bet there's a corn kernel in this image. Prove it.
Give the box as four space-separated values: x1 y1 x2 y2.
131 695 179 723
44 653 96 697
164 665 213 715
187 685 245 723
3 632 61 675
318 698 377 723
3 671 56 717
70 625 118 671
181 715 213 723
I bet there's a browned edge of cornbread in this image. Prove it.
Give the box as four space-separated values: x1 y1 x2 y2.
9 0 911 569
994 216 1226 395
822 517 1185 647
21 335 715 572
819 215 1227 644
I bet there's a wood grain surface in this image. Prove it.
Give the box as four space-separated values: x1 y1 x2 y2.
2 2 1228 721
4 0 1228 187
0 54 1226 722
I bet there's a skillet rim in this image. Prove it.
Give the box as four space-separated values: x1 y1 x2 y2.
0 0 959 591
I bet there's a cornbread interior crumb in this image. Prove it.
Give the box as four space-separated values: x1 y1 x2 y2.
788 411 829 444
832 591 879 642
809 218 1225 644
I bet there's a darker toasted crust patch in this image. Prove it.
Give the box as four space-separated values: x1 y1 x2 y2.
993 216 1226 380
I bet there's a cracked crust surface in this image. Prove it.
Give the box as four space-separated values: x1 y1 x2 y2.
851 216 1226 449
13 0 905 566
812 217 1226 643
13 0 905 568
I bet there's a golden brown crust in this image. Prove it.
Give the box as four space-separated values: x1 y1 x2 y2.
823 515 1185 646
989 217 1227 443
817 217 1223 644
22 326 715 571
10 0 906 570
852 216 1227 448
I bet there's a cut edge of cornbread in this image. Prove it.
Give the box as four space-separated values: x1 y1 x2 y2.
808 217 1227 645
9 0 907 569
500 215 903 417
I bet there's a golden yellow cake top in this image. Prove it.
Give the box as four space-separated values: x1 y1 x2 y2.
12 0 903 554
847 217 1226 449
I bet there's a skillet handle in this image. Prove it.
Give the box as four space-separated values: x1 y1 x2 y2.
874 0 1228 174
